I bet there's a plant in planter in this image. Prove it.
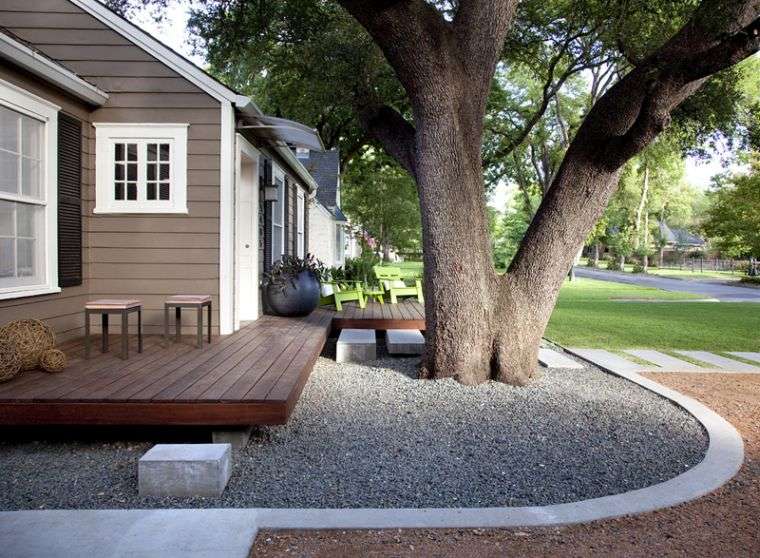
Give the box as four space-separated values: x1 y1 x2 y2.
263 254 325 317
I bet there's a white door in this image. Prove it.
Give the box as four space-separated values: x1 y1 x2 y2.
236 137 259 324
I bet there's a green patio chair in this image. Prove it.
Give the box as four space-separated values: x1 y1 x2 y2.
373 266 424 304
319 281 366 312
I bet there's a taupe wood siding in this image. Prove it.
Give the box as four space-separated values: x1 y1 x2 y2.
0 0 224 336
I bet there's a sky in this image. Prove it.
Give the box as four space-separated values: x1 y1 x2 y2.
132 3 734 210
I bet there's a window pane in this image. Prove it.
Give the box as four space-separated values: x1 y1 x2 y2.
0 149 19 194
159 143 170 161
159 163 170 180
0 238 14 278
21 157 40 198
0 200 14 236
0 107 19 152
115 143 124 161
17 238 34 277
21 115 42 160
147 163 156 181
127 182 137 200
127 162 137 181
147 183 156 200
16 204 36 237
114 183 124 200
127 143 137 161
159 182 170 200
115 163 124 181
147 143 157 161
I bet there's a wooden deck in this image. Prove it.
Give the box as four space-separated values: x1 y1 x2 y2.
331 300 425 331
0 302 425 427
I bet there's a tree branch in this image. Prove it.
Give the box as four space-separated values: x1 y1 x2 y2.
357 104 418 179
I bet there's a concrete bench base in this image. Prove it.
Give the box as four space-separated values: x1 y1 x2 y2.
387 329 424 355
139 444 232 498
336 329 376 363
212 426 254 450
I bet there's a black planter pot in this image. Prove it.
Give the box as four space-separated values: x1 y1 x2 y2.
264 270 320 317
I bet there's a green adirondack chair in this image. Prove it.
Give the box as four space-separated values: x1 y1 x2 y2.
373 266 424 304
319 281 366 311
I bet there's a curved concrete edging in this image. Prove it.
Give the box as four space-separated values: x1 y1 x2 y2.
250 356 744 530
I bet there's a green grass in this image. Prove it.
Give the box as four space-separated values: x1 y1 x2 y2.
546 278 760 351
580 258 742 281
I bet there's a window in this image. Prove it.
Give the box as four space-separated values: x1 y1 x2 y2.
335 224 345 266
271 171 285 264
296 189 305 258
0 79 59 300
94 123 187 213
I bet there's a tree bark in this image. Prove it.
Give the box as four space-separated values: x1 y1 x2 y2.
592 243 601 267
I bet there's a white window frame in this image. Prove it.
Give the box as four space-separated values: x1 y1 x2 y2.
93 122 188 214
271 165 285 264
0 78 59 300
296 188 305 258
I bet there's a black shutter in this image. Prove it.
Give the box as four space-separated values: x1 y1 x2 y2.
303 191 309 255
57 112 82 288
262 158 273 272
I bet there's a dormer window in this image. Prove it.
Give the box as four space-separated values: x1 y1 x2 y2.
94 123 188 214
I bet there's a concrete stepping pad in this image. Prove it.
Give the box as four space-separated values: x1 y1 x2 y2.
139 444 232 498
624 349 703 371
675 351 760 373
386 329 425 355
567 348 644 373
538 348 584 369
728 352 760 365
336 329 377 363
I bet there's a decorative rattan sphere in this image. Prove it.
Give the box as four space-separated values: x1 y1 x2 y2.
39 348 67 373
0 319 56 371
0 338 22 382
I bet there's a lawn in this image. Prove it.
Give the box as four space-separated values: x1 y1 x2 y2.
546 278 760 351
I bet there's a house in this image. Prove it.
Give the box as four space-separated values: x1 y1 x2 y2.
297 148 349 268
0 0 324 341
658 222 706 253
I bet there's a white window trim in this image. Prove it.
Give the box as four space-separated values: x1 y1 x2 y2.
0 78 60 300
271 165 285 264
296 188 305 258
93 122 188 214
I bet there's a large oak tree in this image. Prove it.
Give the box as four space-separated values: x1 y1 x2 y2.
117 0 760 385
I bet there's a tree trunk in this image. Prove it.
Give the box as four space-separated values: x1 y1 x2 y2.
659 246 665 268
592 243 600 267
619 254 626 270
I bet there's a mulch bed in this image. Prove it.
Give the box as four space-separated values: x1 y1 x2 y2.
251 373 760 557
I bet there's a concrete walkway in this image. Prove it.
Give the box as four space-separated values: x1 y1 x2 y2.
574 267 760 302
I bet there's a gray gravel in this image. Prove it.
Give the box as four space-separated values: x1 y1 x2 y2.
0 351 707 510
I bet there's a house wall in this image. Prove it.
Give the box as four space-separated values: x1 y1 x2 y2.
0 0 223 336
309 202 338 268
0 64 92 342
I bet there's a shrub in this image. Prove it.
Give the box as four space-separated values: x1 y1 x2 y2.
740 276 760 285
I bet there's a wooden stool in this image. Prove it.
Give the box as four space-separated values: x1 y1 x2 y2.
164 295 212 348
85 299 143 360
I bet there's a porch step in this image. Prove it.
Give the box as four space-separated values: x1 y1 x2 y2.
675 351 760 373
624 349 703 371
386 329 425 355
336 329 377 363
138 444 232 498
538 348 585 369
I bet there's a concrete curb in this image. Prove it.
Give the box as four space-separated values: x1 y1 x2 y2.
0 361 744 555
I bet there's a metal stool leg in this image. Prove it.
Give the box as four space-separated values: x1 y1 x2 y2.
101 313 109 353
164 305 169 341
207 302 212 343
84 310 91 359
121 310 129 360
196 306 203 348
175 306 182 343
137 307 143 353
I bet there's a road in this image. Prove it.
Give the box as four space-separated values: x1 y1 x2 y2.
574 267 760 302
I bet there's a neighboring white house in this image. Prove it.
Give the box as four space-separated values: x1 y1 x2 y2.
298 148 348 268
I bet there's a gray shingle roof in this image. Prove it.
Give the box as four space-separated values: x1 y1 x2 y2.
659 222 705 246
300 148 340 208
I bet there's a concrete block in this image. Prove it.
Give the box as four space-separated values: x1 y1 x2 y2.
212 426 253 450
139 444 232 498
538 348 584 369
336 329 376 363
387 329 424 355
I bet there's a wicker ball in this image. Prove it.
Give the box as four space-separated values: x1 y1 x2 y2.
0 319 56 371
0 338 22 382
39 348 67 373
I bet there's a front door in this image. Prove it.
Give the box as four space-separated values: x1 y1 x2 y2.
235 137 259 325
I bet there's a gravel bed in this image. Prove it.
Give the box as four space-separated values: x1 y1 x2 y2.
0 350 707 510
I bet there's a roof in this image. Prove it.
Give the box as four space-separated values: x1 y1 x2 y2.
0 26 108 105
300 149 341 208
332 206 348 223
659 222 705 246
